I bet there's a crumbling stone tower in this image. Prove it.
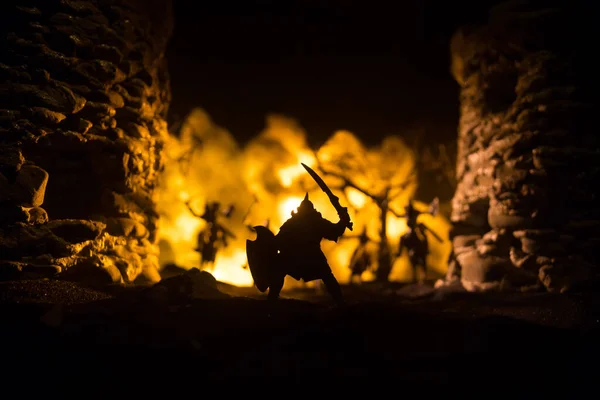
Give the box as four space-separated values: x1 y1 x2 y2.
0 0 173 283
446 0 598 292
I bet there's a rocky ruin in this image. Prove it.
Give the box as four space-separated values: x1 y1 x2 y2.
446 0 598 292
0 0 173 283
3 0 598 293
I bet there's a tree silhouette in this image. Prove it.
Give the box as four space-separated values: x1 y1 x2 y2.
308 132 417 282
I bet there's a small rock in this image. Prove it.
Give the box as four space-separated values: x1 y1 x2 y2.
452 234 481 249
488 203 532 230
46 219 105 243
0 146 25 182
60 257 122 284
30 107 67 125
58 116 93 133
149 268 229 302
127 123 150 139
135 263 161 284
105 217 148 238
25 207 49 225
75 60 125 85
106 91 125 108
9 82 86 114
477 241 500 256
94 45 124 65
457 249 512 283
159 263 187 279
0 164 49 207
15 6 42 16
22 264 62 278
509 246 536 270
78 118 93 133
78 101 116 119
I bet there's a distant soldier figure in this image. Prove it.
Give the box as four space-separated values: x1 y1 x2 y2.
246 164 353 305
343 227 376 284
395 198 442 283
186 200 236 270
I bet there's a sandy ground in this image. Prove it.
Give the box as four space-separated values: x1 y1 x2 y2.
1 277 599 391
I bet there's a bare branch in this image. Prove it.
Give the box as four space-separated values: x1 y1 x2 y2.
312 151 380 202
388 172 417 202
388 206 405 219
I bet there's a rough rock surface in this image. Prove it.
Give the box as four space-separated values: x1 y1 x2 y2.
444 0 598 292
0 0 173 283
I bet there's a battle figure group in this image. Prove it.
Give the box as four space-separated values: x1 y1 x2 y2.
186 164 442 305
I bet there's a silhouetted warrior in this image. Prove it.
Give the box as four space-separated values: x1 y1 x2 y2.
247 194 351 305
395 198 442 283
186 200 236 270
344 227 375 284
247 163 353 305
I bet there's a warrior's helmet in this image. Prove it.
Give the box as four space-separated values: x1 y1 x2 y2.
293 193 315 215
202 202 221 221
404 200 421 227
405 199 417 216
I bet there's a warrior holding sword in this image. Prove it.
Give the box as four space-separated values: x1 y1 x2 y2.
246 163 353 305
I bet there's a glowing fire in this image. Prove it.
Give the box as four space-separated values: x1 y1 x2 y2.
345 187 368 209
278 196 305 222
155 108 452 287
277 152 316 188
211 248 254 286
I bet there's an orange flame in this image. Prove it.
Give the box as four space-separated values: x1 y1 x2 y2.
155 108 451 287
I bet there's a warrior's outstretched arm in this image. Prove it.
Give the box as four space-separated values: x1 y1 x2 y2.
321 219 348 242
219 224 237 239
185 201 203 218
419 223 443 242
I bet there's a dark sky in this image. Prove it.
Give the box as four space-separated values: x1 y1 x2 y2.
166 0 503 147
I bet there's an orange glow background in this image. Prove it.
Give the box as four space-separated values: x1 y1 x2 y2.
155 108 451 287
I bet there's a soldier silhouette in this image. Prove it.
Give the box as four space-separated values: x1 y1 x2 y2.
342 226 376 284
247 193 351 305
185 200 236 270
395 198 442 283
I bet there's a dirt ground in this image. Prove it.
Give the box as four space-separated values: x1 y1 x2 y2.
1 276 599 392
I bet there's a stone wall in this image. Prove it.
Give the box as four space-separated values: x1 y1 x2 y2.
447 0 598 292
0 0 173 283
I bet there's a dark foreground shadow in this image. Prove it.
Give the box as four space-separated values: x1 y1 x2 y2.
1 278 599 392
